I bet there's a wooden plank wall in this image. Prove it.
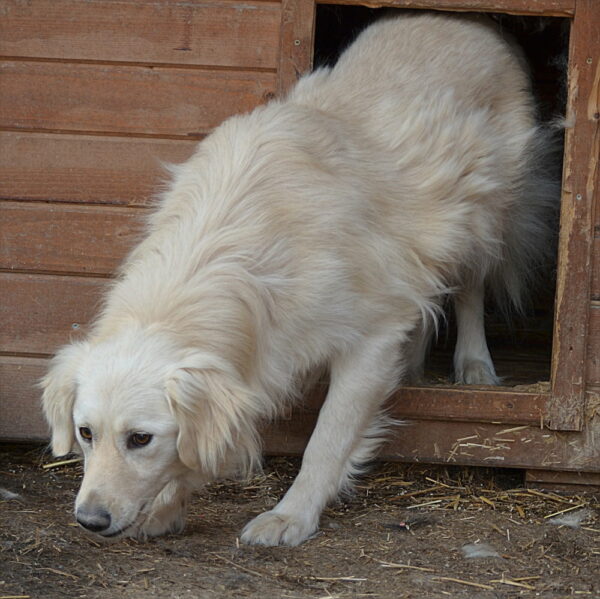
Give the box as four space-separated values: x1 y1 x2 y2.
0 0 282 439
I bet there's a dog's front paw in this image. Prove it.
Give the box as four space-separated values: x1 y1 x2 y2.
139 506 186 538
241 510 318 547
455 359 500 385
137 480 190 539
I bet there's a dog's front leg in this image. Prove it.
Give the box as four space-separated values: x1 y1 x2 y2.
241 330 405 546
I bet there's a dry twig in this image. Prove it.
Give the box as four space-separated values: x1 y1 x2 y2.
434 576 494 590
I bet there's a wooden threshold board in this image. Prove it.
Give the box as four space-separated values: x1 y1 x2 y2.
393 386 547 425
526 469 600 491
298 383 547 426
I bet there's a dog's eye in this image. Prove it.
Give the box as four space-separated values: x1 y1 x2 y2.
79 427 93 442
128 432 153 448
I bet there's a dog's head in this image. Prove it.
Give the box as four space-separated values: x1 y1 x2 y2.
41 327 261 539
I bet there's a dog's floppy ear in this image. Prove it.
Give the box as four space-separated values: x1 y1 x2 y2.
166 356 263 477
40 342 88 456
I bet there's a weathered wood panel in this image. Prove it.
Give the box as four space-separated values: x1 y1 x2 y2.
0 0 281 70
0 357 48 441
0 61 276 136
392 387 546 425
525 469 600 491
0 132 195 205
0 202 144 275
0 274 105 355
586 305 600 385
592 235 600 300
278 0 316 95
301 383 547 425
379 418 600 471
321 0 574 16
263 410 600 472
548 0 599 430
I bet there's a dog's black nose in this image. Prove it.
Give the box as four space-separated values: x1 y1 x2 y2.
76 508 111 533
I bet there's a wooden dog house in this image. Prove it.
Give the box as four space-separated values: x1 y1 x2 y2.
1 0 598 488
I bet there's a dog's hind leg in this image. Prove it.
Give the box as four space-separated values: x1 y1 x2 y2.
453 280 500 385
241 329 405 547
404 317 435 385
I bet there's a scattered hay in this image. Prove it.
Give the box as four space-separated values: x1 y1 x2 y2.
1 446 598 598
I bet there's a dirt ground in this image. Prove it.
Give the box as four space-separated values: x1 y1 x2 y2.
1 445 598 599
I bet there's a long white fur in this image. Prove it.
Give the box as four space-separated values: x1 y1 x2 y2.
41 13 557 546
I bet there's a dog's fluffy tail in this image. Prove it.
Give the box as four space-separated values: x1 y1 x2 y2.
488 125 561 317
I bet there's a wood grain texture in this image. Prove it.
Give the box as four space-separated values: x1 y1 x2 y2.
301 383 547 425
0 202 144 275
0 274 105 355
548 0 599 430
586 306 600 385
392 387 547 425
525 469 600 490
278 0 315 96
0 61 276 136
377 417 600 471
0 356 48 441
0 132 196 205
592 235 600 300
263 411 600 472
0 0 281 70
320 0 574 16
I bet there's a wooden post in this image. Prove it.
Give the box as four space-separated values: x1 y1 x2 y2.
548 0 600 430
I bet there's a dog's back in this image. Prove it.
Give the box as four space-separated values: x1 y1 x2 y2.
288 13 555 306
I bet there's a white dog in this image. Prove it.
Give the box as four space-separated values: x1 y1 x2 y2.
41 13 557 546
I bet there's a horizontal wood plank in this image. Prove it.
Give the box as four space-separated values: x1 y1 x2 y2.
0 132 195 205
302 383 547 425
322 0 574 16
525 469 600 489
0 61 276 136
377 417 599 471
0 0 281 70
0 202 144 275
0 274 105 355
263 411 600 472
0 356 48 441
392 387 547 425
